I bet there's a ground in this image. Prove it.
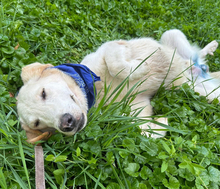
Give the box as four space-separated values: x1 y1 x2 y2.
1 0 220 188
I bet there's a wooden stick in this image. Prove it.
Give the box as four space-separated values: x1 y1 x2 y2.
29 132 52 144
35 146 46 189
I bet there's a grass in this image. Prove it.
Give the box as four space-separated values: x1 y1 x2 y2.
1 0 220 188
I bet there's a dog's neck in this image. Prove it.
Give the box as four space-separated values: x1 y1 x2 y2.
53 64 100 109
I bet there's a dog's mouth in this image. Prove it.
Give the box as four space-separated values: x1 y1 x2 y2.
40 127 57 134
59 113 85 133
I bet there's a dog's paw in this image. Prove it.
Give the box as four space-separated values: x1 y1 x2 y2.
202 40 218 56
141 117 168 138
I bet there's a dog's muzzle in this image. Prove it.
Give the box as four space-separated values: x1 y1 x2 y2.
59 113 85 133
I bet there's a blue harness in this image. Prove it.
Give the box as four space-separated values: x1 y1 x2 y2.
54 64 100 109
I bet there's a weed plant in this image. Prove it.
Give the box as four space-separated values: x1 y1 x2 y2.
1 0 220 188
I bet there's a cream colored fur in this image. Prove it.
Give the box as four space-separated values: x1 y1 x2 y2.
81 29 219 137
17 63 88 140
17 29 219 139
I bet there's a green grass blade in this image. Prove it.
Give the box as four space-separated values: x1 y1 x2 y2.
17 133 31 189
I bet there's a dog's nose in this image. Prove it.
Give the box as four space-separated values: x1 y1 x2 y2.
59 113 85 133
60 113 76 132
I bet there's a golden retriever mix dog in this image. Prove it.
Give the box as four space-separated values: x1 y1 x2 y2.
16 29 219 142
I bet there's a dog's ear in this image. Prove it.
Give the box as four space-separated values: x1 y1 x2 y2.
21 62 53 84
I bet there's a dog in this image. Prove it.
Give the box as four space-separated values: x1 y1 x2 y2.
16 29 219 142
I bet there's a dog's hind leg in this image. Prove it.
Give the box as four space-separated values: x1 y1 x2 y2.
200 40 218 58
160 29 198 60
161 29 218 61
210 71 220 80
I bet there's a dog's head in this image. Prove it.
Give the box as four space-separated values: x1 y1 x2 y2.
17 63 88 140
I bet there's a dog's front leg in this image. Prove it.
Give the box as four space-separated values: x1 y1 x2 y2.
104 41 150 81
131 95 168 138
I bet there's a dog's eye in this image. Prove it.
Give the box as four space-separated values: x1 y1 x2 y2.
70 95 75 102
42 88 46 99
35 119 40 127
